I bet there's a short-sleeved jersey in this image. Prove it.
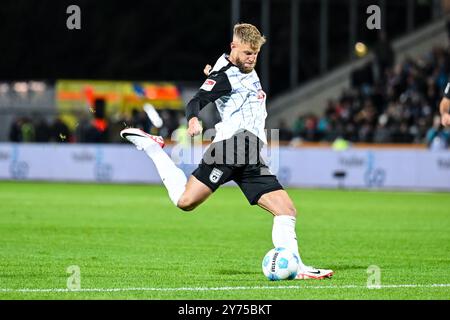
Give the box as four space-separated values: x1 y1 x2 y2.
186 54 268 144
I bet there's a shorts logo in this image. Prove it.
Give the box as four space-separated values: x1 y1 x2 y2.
200 79 216 91
209 168 223 183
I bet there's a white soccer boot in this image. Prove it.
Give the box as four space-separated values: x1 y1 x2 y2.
120 128 165 150
296 266 334 280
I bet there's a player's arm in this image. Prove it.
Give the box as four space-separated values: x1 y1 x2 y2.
440 82 450 127
186 72 232 136
440 97 450 127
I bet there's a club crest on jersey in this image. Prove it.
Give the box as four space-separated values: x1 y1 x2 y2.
200 79 217 91
209 168 223 183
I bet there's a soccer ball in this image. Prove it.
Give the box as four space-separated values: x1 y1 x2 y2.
262 247 299 281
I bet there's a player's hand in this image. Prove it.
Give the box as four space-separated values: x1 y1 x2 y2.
441 113 450 127
188 117 203 137
203 64 212 76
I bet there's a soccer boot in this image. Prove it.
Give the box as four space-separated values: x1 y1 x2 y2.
120 128 165 150
296 266 334 280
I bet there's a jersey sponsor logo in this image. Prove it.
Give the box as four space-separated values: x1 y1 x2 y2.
200 79 217 91
253 81 262 90
209 168 223 183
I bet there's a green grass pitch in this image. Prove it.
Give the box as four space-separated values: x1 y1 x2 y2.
0 181 449 299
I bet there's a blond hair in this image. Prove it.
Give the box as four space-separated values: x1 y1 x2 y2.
233 23 266 49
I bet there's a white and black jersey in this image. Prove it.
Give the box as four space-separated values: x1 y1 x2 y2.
188 54 283 205
186 54 268 144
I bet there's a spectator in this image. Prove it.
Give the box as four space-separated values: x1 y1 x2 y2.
34 117 50 142
373 122 391 143
316 116 329 141
74 114 91 143
20 117 35 142
391 121 414 143
9 117 23 142
84 98 109 143
292 115 305 138
158 109 180 139
302 115 318 141
50 117 71 143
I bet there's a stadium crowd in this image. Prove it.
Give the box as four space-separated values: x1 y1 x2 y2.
8 108 183 144
282 43 450 149
7 45 450 149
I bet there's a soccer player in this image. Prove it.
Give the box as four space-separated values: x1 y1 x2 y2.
120 23 333 280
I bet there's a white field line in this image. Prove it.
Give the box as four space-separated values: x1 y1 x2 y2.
0 284 449 293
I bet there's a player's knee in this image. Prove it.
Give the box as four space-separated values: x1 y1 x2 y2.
279 201 297 217
177 196 197 212
286 205 297 217
272 205 296 217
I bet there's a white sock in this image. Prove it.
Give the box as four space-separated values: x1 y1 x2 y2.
143 143 187 206
272 215 306 270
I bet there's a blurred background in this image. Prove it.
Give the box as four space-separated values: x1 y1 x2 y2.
1 0 450 190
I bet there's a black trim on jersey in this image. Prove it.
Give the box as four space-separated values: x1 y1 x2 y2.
186 69 232 121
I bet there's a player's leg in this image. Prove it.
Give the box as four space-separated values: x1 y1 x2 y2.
121 128 228 211
257 189 296 216
176 175 213 211
258 190 334 279
257 189 333 280
257 189 303 267
182 161 234 211
234 168 304 265
120 128 188 206
237 164 333 280
257 189 305 266
178 138 236 211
